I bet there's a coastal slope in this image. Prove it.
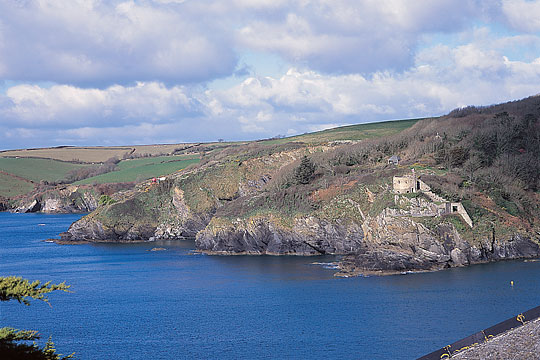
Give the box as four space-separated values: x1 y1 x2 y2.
58 96 540 275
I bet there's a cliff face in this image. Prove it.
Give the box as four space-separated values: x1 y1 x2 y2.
59 178 213 242
60 145 308 243
58 163 540 275
196 215 364 255
13 186 99 213
0 197 9 211
195 208 540 275
55 101 540 276
336 212 539 276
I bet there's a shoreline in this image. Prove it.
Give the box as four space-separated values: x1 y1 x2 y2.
46 234 540 278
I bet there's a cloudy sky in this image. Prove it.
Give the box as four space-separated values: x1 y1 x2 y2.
1 0 540 149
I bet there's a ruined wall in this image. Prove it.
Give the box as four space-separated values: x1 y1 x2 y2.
393 175 473 227
393 176 416 194
447 202 474 227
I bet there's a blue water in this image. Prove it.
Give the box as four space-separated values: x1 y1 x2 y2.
1 213 539 359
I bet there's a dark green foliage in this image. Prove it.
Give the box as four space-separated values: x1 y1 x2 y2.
449 146 469 167
62 156 119 183
0 334 73 360
435 146 469 169
461 200 490 222
332 149 369 167
98 195 116 206
0 276 70 306
265 186 318 214
490 189 521 217
294 156 316 184
0 328 39 342
0 277 73 359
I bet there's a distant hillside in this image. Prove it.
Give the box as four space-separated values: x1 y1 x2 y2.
0 118 420 202
57 95 540 277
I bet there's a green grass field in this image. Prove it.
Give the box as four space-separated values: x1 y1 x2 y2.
264 118 422 144
0 158 90 183
0 118 419 194
75 156 200 184
0 173 34 198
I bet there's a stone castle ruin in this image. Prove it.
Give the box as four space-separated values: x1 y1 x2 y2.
392 169 473 227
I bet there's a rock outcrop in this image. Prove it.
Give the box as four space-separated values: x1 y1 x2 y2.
59 183 212 243
196 209 540 276
335 198 539 276
0 197 12 211
55 139 540 277
196 215 363 255
13 185 110 214
15 199 42 213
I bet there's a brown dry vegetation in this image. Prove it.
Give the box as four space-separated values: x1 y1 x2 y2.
0 143 209 163
197 95 540 241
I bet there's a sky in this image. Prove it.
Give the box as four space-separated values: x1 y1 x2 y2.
1 0 540 149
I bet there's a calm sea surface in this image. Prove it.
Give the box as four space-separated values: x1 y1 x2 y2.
1 212 539 359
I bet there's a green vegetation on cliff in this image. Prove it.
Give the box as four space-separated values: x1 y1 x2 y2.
53 95 540 274
0 158 90 184
74 155 199 185
0 172 34 198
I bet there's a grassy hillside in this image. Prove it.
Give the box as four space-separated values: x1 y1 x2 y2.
164 95 540 241
0 158 89 183
74 156 200 184
0 147 133 163
0 118 418 200
0 173 34 198
264 118 422 144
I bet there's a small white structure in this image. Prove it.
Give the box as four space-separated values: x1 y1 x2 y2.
445 202 473 228
388 155 401 165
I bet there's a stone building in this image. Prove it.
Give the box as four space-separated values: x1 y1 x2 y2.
392 169 473 227
392 169 429 194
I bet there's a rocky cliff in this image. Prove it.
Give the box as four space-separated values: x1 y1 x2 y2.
14 186 99 213
58 152 540 276
11 183 136 214
60 180 211 242
196 215 364 255
55 97 540 276
0 196 10 211
196 202 540 275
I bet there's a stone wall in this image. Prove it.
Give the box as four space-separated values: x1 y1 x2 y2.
393 174 473 227
447 202 474 227
393 175 416 194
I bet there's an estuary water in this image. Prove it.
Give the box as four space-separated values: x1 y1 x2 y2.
1 212 539 359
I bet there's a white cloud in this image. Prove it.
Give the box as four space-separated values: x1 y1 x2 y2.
2 82 197 127
0 0 237 85
502 0 540 32
237 0 484 74
2 1 540 150
0 0 493 86
4 33 540 150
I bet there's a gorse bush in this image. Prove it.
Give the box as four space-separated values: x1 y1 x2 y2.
98 195 116 206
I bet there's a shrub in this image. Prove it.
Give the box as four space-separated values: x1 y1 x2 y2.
294 156 316 185
98 195 116 206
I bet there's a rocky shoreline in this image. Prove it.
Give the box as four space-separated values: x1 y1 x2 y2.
56 201 540 277
50 164 540 278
